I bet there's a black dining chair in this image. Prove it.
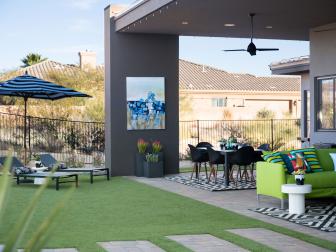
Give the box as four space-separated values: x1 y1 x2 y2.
250 150 263 181
196 142 213 148
229 146 255 184
257 143 271 151
188 144 209 180
206 147 225 183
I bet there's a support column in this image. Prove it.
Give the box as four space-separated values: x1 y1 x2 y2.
104 6 179 176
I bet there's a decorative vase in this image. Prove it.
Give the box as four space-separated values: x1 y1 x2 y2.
135 153 145 177
144 161 164 178
295 174 305 185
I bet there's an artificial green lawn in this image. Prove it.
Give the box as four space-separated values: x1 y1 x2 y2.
1 177 336 252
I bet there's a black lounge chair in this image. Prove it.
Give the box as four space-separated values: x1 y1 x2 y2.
0 156 25 173
40 154 58 169
40 154 109 183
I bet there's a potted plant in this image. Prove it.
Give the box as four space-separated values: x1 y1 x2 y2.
294 169 305 185
135 139 148 177
152 140 163 161
144 153 163 178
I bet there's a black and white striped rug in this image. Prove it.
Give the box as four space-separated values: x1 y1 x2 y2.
251 203 336 232
165 174 256 191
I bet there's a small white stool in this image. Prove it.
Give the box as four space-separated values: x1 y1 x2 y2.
281 184 312 214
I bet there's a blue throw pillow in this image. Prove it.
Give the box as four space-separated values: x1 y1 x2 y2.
280 153 294 174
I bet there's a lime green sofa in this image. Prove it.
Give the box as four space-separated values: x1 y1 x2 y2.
256 148 336 208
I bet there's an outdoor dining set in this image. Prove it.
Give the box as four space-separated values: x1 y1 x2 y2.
188 142 270 186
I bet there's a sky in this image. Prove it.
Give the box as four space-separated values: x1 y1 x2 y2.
0 0 309 76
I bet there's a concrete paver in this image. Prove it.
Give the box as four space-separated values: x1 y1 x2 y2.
228 228 331 252
98 240 165 252
167 234 249 252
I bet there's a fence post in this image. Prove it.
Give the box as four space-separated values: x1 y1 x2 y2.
197 120 200 144
28 116 31 154
271 119 274 151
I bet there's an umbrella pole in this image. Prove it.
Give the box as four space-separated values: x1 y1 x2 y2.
24 97 28 165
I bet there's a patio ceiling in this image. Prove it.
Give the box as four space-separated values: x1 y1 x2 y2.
114 0 336 41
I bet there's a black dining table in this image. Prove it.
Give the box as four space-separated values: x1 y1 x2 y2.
197 147 263 186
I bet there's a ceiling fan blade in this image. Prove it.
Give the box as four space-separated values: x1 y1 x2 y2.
223 49 246 52
256 48 279 51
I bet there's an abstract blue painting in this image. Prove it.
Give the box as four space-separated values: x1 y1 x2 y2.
127 77 165 130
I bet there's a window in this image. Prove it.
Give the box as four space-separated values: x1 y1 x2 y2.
317 77 336 130
212 98 227 107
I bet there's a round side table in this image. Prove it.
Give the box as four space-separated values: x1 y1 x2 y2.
281 184 312 214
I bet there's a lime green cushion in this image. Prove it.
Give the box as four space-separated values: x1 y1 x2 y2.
286 171 336 189
263 152 286 170
315 148 336 172
290 148 322 172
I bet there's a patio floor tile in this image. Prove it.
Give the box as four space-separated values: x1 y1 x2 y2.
167 234 248 252
97 240 165 252
228 228 331 252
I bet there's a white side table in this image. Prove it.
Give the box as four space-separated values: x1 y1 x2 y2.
281 184 312 214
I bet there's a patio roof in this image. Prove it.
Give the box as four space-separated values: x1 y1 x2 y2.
269 56 310 75
113 0 336 40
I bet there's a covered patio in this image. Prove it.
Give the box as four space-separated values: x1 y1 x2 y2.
104 0 336 176
103 0 336 245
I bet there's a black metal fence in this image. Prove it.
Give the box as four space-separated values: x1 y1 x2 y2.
0 112 104 166
0 112 301 163
179 119 301 159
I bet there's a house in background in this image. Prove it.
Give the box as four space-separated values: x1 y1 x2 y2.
180 59 300 121
1 53 300 121
270 56 310 141
0 51 104 80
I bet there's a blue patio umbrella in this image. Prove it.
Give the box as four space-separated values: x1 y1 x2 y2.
0 71 91 163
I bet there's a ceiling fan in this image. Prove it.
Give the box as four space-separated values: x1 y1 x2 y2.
223 13 279 56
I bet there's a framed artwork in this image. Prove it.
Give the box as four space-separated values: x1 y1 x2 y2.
126 77 165 130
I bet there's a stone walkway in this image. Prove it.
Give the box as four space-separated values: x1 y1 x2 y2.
2 248 77 252
18 249 78 252
228 228 331 252
167 234 248 252
98 240 165 252
1 228 332 252
130 175 336 242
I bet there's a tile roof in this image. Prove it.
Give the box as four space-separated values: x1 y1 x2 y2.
0 60 104 80
1 59 300 93
15 60 79 79
179 60 300 92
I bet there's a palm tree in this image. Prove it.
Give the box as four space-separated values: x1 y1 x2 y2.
21 53 47 67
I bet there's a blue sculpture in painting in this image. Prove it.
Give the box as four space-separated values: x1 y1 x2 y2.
126 77 165 130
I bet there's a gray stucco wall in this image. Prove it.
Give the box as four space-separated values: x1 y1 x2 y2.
310 22 336 143
104 7 179 176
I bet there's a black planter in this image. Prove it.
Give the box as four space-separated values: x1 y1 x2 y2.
144 161 164 178
156 152 164 162
135 153 145 177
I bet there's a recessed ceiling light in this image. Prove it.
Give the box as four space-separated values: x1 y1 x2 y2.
224 23 236 27
265 25 273 29
182 21 189 25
